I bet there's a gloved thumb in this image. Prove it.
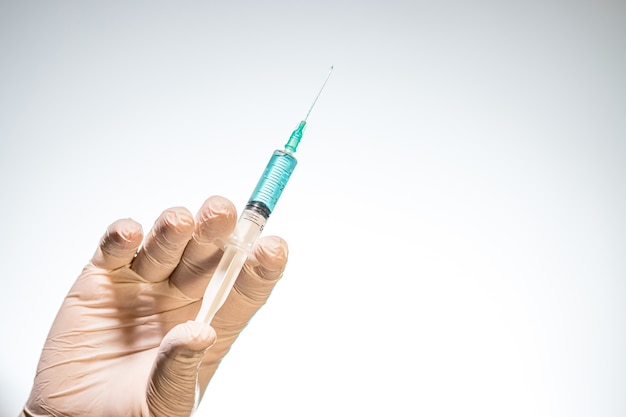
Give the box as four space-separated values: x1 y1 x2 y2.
146 321 217 417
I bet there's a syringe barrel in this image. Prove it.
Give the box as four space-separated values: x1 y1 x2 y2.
230 209 267 253
247 150 298 216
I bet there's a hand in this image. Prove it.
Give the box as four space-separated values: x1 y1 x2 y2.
21 196 288 417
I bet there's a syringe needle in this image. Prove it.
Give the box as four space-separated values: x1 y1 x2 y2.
304 65 334 122
285 66 334 153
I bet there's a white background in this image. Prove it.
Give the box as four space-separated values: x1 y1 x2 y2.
1 1 625 416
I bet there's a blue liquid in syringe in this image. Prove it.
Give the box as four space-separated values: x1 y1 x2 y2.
247 150 298 218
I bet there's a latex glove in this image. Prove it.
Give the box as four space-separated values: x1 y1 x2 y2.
21 196 288 417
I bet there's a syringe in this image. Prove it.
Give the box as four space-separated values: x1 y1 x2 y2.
195 66 333 324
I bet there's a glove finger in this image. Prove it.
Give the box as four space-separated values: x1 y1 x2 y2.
147 321 217 417
132 207 195 282
197 235 288 392
170 196 237 298
90 218 143 270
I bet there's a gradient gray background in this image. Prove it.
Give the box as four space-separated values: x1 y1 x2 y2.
1 1 624 416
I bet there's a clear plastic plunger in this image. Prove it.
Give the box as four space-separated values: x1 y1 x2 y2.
195 209 266 323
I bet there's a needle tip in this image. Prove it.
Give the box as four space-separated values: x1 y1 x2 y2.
303 67 334 122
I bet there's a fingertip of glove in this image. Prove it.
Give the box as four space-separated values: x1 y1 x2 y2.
105 218 144 251
194 196 237 243
185 320 217 351
91 219 144 269
253 236 289 279
164 321 217 353
159 206 195 237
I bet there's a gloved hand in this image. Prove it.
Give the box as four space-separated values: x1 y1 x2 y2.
21 196 288 417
